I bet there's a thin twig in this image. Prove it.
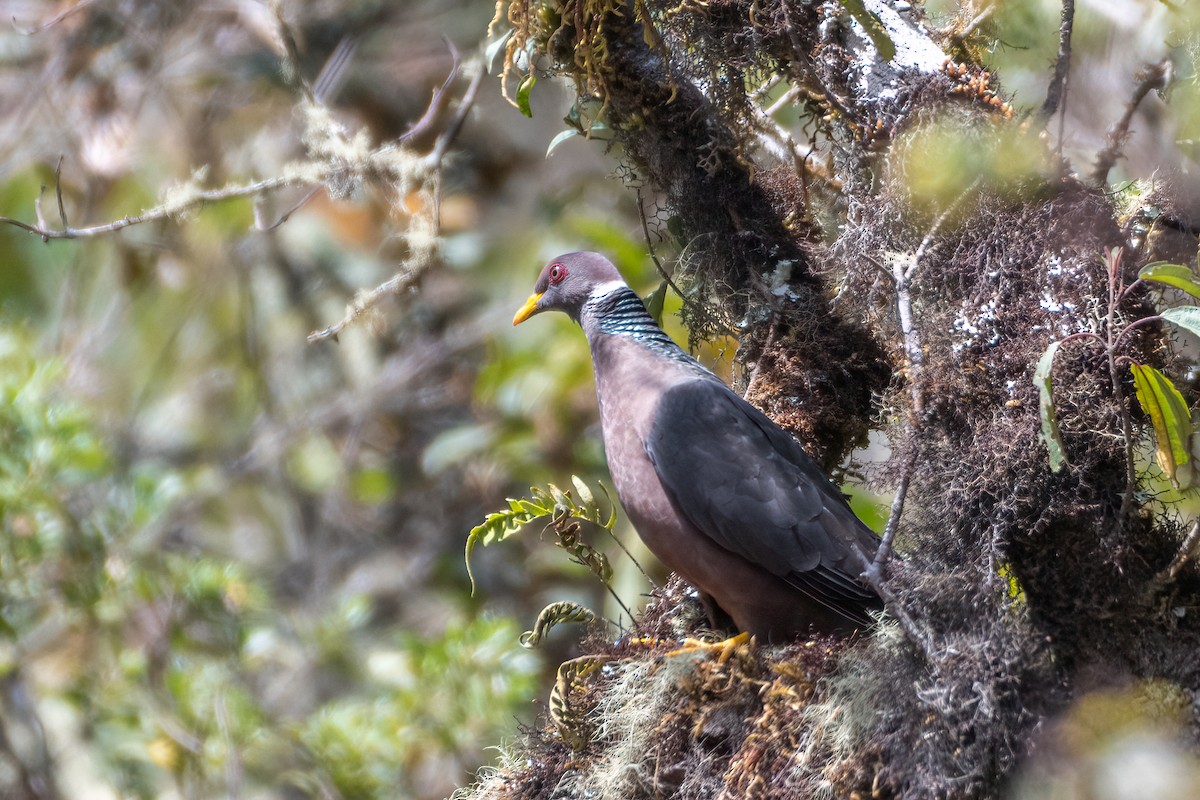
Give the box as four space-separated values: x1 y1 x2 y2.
402 40 464 152
750 73 782 104
427 58 480 166
953 3 995 41
855 550 933 659
605 526 657 587
257 186 321 232
427 61 483 232
271 1 315 102
874 447 918 573
748 83 838 190
12 0 100 35
53 156 68 230
0 175 305 241
306 62 484 345
905 177 978 283
312 36 359 104
743 312 780 400
763 85 801 118
634 188 686 300
306 270 418 344
1040 0 1075 126
870 184 978 575
1092 60 1171 185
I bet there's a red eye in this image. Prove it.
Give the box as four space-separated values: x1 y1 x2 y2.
548 263 568 285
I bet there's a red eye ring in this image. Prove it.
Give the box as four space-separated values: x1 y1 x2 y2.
548 263 568 285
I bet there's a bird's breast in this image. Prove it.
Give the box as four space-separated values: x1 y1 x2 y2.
589 337 703 567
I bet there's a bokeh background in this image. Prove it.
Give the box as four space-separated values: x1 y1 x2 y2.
0 1 1194 798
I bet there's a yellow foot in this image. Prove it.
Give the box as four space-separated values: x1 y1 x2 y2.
666 631 753 663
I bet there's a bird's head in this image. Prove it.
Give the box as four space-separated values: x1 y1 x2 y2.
513 252 625 325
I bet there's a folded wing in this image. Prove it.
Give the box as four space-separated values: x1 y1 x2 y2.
644 379 883 625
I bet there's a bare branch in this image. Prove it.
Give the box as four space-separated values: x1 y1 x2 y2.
307 270 420 344
945 3 996 42
403 41 465 151
855 549 934 659
1092 60 1171 185
11 0 99 35
1040 0 1075 125
0 174 306 241
870 182 980 577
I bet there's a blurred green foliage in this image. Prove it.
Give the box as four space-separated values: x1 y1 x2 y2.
0 323 540 799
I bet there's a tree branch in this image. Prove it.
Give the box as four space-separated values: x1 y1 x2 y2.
308 63 485 345
0 175 306 242
1091 60 1171 185
1040 0 1075 125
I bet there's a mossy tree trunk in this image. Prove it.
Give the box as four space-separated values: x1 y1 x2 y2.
467 2 1200 797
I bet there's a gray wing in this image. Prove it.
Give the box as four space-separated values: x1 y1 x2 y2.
645 379 882 623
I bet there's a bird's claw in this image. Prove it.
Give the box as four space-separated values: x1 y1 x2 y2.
667 631 753 663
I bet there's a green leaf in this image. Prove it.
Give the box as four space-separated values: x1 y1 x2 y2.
838 0 896 62
464 504 542 594
466 478 619 594
1034 340 1068 471
1139 262 1200 300
1161 306 1200 339
546 129 579 157
643 281 668 324
571 475 596 515
516 73 536 118
598 481 617 530
1130 363 1194 489
547 482 571 512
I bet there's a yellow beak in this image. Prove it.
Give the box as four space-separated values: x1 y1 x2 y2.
512 292 543 326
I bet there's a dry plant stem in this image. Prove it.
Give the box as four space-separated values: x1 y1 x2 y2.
605 526 657 588
1092 60 1171 185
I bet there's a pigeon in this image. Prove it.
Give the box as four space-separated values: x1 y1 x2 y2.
514 252 882 640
